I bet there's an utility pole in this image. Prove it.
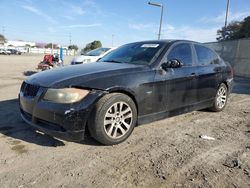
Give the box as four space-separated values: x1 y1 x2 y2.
224 0 230 28
69 33 72 46
158 5 164 40
224 0 230 40
148 2 164 40
51 42 53 54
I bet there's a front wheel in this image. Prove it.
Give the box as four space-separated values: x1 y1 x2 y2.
210 83 228 112
89 93 137 145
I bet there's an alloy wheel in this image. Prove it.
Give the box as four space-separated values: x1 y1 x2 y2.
104 102 133 139
216 86 227 109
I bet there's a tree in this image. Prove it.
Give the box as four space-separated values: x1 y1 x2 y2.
68 44 78 51
217 16 250 41
238 16 250 38
82 40 102 53
45 43 59 49
0 34 6 44
216 21 242 41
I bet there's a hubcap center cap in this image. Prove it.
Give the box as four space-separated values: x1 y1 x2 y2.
115 117 120 122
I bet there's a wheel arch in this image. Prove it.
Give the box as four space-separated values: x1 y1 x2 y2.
219 81 230 92
107 88 139 115
85 87 139 136
223 81 229 89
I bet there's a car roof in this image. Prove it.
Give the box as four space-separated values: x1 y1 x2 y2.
130 39 202 45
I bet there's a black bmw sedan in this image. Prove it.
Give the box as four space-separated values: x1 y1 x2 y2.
19 40 233 145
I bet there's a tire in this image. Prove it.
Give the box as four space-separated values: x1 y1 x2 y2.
88 93 137 145
210 83 228 112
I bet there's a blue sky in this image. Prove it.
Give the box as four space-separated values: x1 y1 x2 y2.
0 0 250 47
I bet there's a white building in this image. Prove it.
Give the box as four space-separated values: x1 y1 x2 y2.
5 40 36 47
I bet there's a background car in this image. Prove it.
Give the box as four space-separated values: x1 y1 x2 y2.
0 49 11 55
71 47 116 65
0 49 6 55
8 49 22 55
19 40 233 145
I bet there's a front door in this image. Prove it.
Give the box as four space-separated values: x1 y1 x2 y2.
164 43 197 111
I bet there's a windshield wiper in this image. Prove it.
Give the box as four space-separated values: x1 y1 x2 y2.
104 60 123 64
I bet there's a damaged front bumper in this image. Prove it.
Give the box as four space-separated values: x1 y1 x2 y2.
19 87 105 142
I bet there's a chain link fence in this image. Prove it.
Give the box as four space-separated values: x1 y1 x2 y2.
204 38 250 78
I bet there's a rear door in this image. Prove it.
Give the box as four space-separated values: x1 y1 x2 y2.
193 44 220 102
164 42 198 111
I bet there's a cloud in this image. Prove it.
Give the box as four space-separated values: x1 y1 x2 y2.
200 10 250 24
82 0 98 8
48 27 56 33
62 15 75 21
128 23 155 30
22 5 57 24
70 5 85 15
129 23 175 31
162 26 218 42
62 0 108 18
23 0 33 3
158 10 250 42
129 23 218 42
61 24 102 28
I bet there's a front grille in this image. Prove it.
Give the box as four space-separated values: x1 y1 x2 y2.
21 82 40 97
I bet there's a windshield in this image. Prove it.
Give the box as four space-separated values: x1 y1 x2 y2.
99 42 166 65
85 48 111 56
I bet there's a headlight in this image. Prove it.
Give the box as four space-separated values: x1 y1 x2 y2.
43 88 89 103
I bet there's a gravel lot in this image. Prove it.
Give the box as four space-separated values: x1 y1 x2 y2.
0 54 249 188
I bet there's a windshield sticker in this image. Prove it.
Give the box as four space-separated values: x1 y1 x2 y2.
141 44 159 48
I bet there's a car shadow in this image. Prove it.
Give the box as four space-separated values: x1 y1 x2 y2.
0 99 101 147
23 71 38 76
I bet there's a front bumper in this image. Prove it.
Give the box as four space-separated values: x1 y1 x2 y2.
20 110 85 141
19 85 105 142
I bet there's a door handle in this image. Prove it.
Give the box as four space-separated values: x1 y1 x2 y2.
188 73 196 79
215 67 223 73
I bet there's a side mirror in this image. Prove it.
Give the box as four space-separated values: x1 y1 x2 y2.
162 59 182 70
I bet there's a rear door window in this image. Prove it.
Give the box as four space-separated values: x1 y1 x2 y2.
167 43 193 66
194 45 219 66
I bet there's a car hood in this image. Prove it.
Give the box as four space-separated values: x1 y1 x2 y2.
26 62 146 88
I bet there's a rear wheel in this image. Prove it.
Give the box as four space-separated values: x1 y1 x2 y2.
89 93 137 145
210 83 228 112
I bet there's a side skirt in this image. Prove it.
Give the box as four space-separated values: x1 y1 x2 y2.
137 99 213 125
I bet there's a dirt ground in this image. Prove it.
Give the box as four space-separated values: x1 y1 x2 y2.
0 54 249 188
